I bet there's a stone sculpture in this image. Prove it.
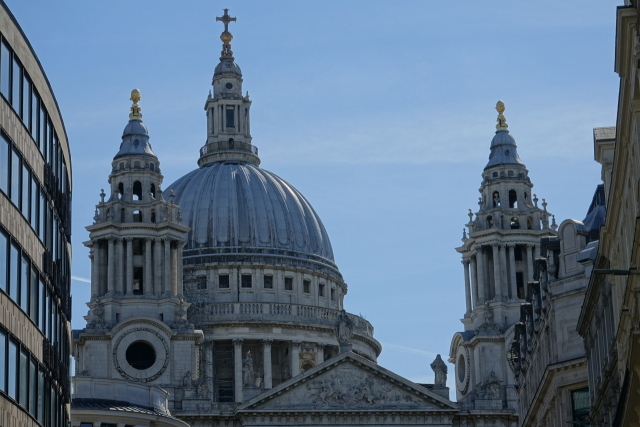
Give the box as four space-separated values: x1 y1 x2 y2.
242 351 254 386
335 310 354 351
430 354 447 387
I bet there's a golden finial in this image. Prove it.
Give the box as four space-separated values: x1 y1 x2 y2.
216 9 237 59
129 89 142 120
495 100 508 130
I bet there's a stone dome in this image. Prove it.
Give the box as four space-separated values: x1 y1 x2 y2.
166 161 339 275
214 59 242 77
114 119 157 160
484 129 524 170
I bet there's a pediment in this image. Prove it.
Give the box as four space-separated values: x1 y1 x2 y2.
238 352 457 412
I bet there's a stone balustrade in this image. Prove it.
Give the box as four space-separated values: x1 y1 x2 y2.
190 302 374 337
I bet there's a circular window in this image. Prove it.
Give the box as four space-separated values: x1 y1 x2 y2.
225 83 233 89
133 139 140 146
126 341 156 370
457 354 466 382
505 149 510 154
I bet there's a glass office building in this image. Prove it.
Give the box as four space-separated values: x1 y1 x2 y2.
0 1 72 426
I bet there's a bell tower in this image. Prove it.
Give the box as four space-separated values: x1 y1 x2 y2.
449 102 557 414
200 8 258 167
74 91 203 411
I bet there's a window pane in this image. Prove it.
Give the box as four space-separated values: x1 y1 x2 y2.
39 107 46 157
46 119 52 163
31 178 38 231
8 339 16 399
30 266 38 322
39 193 45 242
226 108 235 128
10 148 20 206
31 91 39 146
0 330 5 392
0 230 6 292
22 76 30 128
37 369 44 422
9 241 18 299
19 348 27 406
12 57 21 112
45 289 50 340
29 359 36 416
0 134 8 193
22 166 30 220
20 254 29 312
38 278 44 330
0 41 10 98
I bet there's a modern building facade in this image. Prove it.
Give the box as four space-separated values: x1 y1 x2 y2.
0 1 73 426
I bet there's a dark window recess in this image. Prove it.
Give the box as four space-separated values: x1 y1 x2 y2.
514 245 522 261
133 239 143 255
150 183 156 199
571 388 590 422
331 288 336 301
264 275 273 289
133 210 142 222
133 181 142 200
508 189 517 208
225 82 233 89
284 277 293 291
133 267 143 295
510 217 520 229
218 387 234 403
151 210 156 223
219 274 230 288
319 283 325 297
118 182 124 199
303 279 311 293
125 341 156 370
226 107 235 128
197 276 207 290
516 272 525 299
241 274 252 288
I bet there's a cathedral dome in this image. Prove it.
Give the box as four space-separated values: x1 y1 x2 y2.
166 161 338 272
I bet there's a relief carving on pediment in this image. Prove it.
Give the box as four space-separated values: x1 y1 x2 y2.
260 364 428 409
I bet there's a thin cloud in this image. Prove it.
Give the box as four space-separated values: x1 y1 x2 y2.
380 343 440 359
71 276 91 284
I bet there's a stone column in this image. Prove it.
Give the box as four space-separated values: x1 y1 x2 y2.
171 242 178 296
177 242 184 296
164 237 172 296
263 339 273 389
316 343 325 365
476 247 486 303
107 238 115 295
233 339 244 402
463 259 472 314
508 244 517 299
526 244 535 282
145 239 153 295
501 243 509 298
126 237 133 295
470 255 478 308
89 246 98 299
291 341 301 377
154 238 162 296
491 243 502 300
116 238 124 295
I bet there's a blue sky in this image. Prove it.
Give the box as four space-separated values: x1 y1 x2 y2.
6 1 620 390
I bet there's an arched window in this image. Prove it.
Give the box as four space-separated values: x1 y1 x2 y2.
133 210 142 222
120 208 125 223
118 182 124 200
509 190 518 208
150 183 156 199
133 181 142 201
527 217 533 230
510 217 520 229
487 215 493 228
151 209 156 223
492 191 500 207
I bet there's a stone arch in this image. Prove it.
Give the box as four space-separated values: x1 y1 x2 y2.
133 181 143 201
509 189 518 208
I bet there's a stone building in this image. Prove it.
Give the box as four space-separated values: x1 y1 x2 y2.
509 181 606 427
576 3 640 425
0 1 73 426
450 100 556 427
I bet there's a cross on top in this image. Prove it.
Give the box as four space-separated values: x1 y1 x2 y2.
216 9 236 32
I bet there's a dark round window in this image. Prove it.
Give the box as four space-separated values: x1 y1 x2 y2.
457 354 466 382
225 83 233 89
126 341 156 370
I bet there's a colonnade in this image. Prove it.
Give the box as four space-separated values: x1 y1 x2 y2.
461 242 539 313
231 339 328 403
89 236 184 299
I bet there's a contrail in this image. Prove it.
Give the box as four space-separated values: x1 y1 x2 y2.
71 276 91 284
380 343 440 359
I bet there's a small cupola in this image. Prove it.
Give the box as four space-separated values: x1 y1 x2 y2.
114 89 158 160
484 101 525 171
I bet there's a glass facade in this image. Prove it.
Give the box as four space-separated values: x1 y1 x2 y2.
0 4 72 427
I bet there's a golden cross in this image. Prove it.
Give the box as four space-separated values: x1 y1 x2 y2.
216 9 237 32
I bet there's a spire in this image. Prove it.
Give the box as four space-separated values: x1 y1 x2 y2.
484 100 524 171
495 100 507 130
129 88 142 120
216 8 237 60
114 89 157 160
